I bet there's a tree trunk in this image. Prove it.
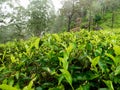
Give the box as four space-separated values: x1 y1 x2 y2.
88 10 91 31
111 10 114 29
67 16 72 32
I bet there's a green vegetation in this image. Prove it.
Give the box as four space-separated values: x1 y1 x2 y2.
0 29 120 90
0 0 120 90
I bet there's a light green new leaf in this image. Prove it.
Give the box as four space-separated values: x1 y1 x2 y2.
87 56 92 62
10 54 16 63
66 43 76 55
76 85 83 90
58 57 63 66
115 65 120 75
48 84 64 90
34 38 40 49
53 34 61 42
2 79 7 84
63 52 69 61
8 79 14 87
90 56 100 68
58 75 64 85
105 53 115 63
23 78 36 90
58 57 68 70
114 56 120 66
60 69 72 88
113 45 120 56
2 50 6 61
0 66 5 72
0 84 18 90
63 61 68 70
106 53 120 66
15 71 19 80
103 80 114 90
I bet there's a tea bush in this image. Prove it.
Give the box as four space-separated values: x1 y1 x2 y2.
0 29 120 90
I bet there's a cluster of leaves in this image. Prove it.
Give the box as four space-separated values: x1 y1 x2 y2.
0 29 120 90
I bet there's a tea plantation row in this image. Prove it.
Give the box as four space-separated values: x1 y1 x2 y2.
0 29 120 90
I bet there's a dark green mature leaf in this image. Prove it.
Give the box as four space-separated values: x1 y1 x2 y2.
98 60 109 73
86 42 93 51
76 83 90 90
75 71 99 81
98 88 109 90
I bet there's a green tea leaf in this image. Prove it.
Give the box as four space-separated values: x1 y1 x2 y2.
86 42 92 51
2 50 6 61
58 75 64 85
34 38 40 49
76 83 90 90
98 60 108 73
58 57 68 70
0 66 5 72
2 79 7 84
105 53 115 63
60 69 72 88
106 53 120 66
36 87 43 90
115 65 120 75
15 71 19 80
103 80 114 90
10 54 16 63
53 34 61 42
98 88 109 90
0 84 18 90
63 52 69 61
8 79 14 86
113 45 120 56
66 43 76 55
76 85 83 90
48 84 64 90
23 78 36 90
114 56 120 66
91 56 100 68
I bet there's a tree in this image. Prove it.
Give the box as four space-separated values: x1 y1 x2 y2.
60 0 79 32
27 0 55 36
0 0 29 43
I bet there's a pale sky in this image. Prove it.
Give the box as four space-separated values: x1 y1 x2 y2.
20 0 30 9
20 0 62 11
52 0 62 11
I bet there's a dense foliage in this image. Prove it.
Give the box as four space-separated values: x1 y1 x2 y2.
0 29 120 90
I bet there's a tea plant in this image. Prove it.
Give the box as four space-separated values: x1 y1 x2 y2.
0 29 120 90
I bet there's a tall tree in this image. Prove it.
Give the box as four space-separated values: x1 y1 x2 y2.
60 0 79 32
27 0 55 36
0 0 28 42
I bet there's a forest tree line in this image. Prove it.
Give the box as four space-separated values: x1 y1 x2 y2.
0 0 120 43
